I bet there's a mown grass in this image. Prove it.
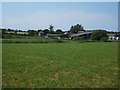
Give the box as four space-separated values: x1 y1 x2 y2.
2 42 118 88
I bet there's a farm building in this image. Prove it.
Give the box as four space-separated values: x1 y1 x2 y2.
38 32 45 37
5 31 15 34
45 34 63 39
45 32 70 39
5 31 28 35
16 32 29 35
38 30 120 40
107 34 120 40
69 32 92 40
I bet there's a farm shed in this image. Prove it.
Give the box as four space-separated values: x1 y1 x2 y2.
16 32 28 35
46 34 63 39
107 34 120 40
39 32 45 37
69 32 92 40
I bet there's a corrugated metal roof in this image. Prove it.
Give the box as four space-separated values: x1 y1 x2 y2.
70 32 92 37
107 34 115 36
46 34 63 37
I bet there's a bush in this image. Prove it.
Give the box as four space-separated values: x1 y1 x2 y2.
91 30 107 40
73 37 86 43
100 37 108 42
5 35 13 38
74 37 83 41
54 39 63 43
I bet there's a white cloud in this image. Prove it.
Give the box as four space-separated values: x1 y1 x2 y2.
2 10 117 31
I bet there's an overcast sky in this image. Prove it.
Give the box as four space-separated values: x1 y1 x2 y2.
2 2 118 31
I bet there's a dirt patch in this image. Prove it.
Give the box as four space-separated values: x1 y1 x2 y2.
32 64 44 70
48 58 56 63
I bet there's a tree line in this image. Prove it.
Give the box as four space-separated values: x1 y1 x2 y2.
1 24 120 40
1 24 85 37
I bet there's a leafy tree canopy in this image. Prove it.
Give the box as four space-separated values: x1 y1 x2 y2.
49 24 54 31
56 29 63 34
43 29 49 34
91 30 107 40
70 24 84 33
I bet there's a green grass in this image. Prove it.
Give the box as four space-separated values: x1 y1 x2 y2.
2 38 63 43
2 42 118 88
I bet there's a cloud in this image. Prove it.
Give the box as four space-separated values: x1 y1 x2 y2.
2 10 117 31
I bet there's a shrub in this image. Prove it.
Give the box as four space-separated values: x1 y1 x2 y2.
100 37 108 42
74 37 83 41
73 37 86 43
91 30 107 40
54 39 63 43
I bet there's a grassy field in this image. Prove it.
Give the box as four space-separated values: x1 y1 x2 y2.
2 42 118 88
1 38 63 43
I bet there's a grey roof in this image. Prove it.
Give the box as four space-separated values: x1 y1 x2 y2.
107 34 115 36
70 32 92 37
46 34 63 37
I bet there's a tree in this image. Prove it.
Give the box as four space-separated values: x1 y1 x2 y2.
15 29 18 34
90 30 107 40
36 29 43 35
48 25 55 34
56 29 63 34
18 30 22 32
70 25 74 33
27 30 36 36
70 24 84 33
38 29 43 32
43 29 49 35
49 24 54 31
7 28 14 31
49 30 55 34
1 29 6 38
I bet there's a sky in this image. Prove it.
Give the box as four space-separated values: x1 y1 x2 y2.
2 2 118 31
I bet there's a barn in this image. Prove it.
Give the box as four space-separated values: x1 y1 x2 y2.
69 32 92 40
